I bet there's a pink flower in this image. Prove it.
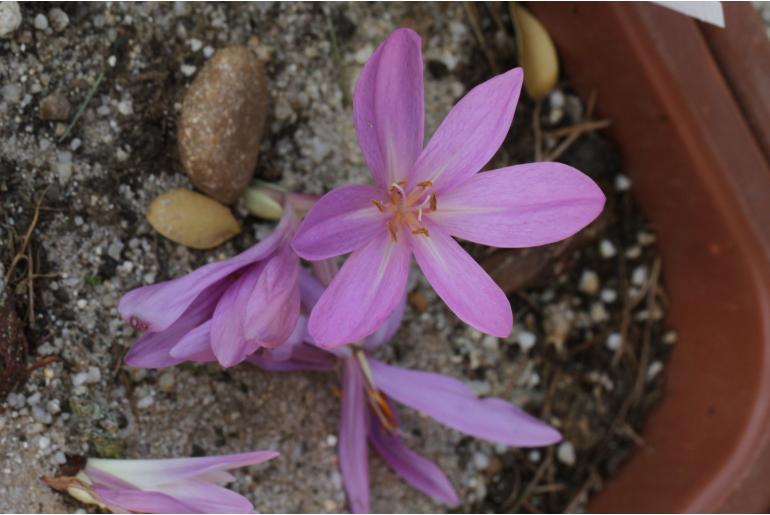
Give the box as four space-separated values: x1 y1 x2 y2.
292 28 605 347
119 207 301 368
252 273 560 513
45 451 278 513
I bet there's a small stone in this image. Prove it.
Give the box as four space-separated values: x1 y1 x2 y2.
599 239 617 258
0 1 22 38
631 266 648 286
76 299 87 309
178 46 268 203
606 332 622 351
117 99 133 115
2 83 21 103
39 93 71 121
46 399 60 414
55 150 72 184
26 392 41 405
203 46 215 58
578 270 600 295
33 13 48 31
107 240 124 261
590 302 609 323
180 64 197 77
528 450 542 463
72 372 89 387
32 406 52 424
325 434 337 447
638 231 656 246
473 452 490 470
663 330 678 345
157 371 175 392
38 435 50 450
86 366 101 383
626 247 643 263
188 38 203 52
137 395 154 409
54 451 67 464
7 392 25 408
615 174 632 192
600 288 617 304
481 335 499 352
107 55 117 67
647 361 664 381
69 138 81 151
516 330 536 352
146 189 241 249
48 8 68 32
557 441 576 466
116 148 129 161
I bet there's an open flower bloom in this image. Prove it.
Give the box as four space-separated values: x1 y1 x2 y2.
44 451 278 514
119 207 301 368
292 28 606 347
252 274 560 513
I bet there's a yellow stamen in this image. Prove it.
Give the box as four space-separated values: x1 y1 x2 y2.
367 388 398 433
371 199 385 212
416 180 433 188
430 192 437 211
387 220 398 242
411 227 430 237
396 179 408 186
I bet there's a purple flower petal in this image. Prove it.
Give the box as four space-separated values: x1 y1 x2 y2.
168 320 216 363
87 452 279 489
369 418 460 506
119 209 297 333
308 230 411 347
244 245 301 349
124 280 229 368
354 28 424 188
248 342 336 372
292 185 386 261
298 268 325 310
92 486 203 514
409 68 523 192
153 478 256 514
370 359 561 447
432 163 606 248
362 294 406 351
339 358 370 514
409 223 512 337
210 264 265 367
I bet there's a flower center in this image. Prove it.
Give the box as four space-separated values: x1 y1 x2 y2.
372 180 437 242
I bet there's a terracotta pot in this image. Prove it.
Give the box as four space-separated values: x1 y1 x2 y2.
529 2 770 512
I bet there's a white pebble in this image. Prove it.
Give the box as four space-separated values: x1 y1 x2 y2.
326 434 337 447
638 231 656 246
557 441 576 466
528 450 542 463
180 64 197 76
203 46 215 58
516 330 537 352
72 372 89 387
578 270 600 295
107 55 117 67
473 452 490 470
34 13 48 31
0 1 22 38
599 239 617 258
54 451 67 464
86 366 101 383
46 399 60 414
48 8 69 32
188 38 202 52
69 138 81 151
606 333 622 351
117 99 133 115
38 436 50 450
76 299 87 309
600 288 617 304
137 395 154 409
481 335 499 352
647 361 664 381
631 266 648 286
615 174 632 191
663 331 678 345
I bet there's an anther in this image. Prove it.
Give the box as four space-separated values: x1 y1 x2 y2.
416 180 433 188
387 220 398 242
430 192 437 211
389 182 406 198
411 227 430 237
371 199 385 212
